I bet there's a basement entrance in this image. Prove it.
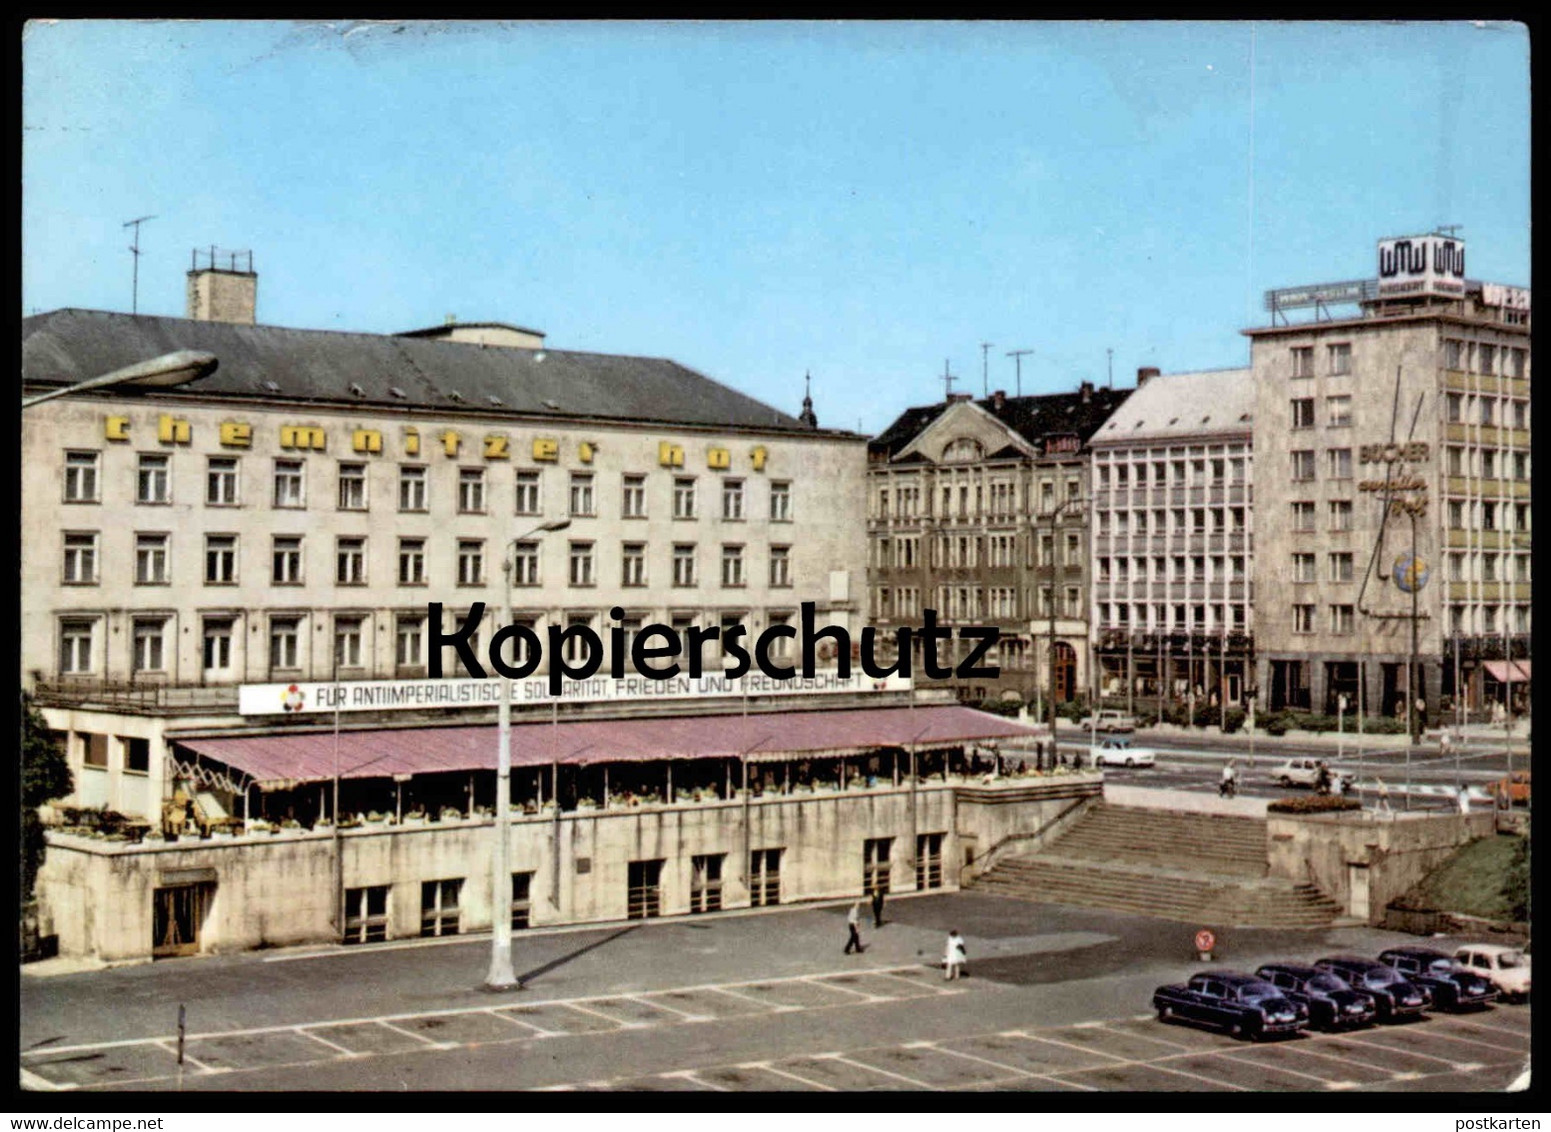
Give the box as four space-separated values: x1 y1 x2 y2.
152 882 212 959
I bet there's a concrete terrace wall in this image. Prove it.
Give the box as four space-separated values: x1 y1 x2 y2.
1266 810 1495 925
37 776 1095 962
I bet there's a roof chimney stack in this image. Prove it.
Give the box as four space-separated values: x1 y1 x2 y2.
187 247 257 325
991 389 1006 411
1079 379 1094 403
1137 366 1161 387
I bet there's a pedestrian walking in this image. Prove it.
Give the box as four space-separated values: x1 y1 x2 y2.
943 929 967 980
1457 783 1471 815
844 901 864 954
870 886 886 929
1374 777 1393 814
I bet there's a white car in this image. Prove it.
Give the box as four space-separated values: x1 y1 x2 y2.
1272 757 1355 790
1078 710 1139 733
1088 735 1156 768
1453 945 1531 1002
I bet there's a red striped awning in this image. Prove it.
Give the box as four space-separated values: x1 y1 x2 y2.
172 705 1043 788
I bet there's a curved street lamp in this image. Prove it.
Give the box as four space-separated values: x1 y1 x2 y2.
487 517 572 991
22 350 219 409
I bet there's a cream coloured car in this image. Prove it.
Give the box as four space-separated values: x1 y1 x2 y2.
1453 945 1530 1002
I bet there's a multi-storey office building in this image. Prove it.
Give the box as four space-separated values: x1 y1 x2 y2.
1249 233 1530 720
866 382 1131 704
22 257 868 823
1088 366 1256 713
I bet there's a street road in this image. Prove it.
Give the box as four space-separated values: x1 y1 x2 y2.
20 892 1529 1093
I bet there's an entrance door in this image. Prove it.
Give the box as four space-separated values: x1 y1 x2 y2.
152 884 209 959
916 832 945 890
690 854 723 914
627 859 664 920
1052 642 1077 702
749 848 782 907
1348 864 1371 922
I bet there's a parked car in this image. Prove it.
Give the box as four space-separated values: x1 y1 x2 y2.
1254 963 1378 1030
1489 771 1531 807
1077 709 1138 733
1272 758 1356 791
1314 956 1431 1021
1453 945 1530 1003
1153 971 1308 1040
1378 947 1498 1011
1088 734 1156 768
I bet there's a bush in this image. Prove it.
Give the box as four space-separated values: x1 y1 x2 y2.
1268 795 1362 815
1057 699 1089 723
1221 707 1247 734
975 699 1023 718
1263 712 1292 737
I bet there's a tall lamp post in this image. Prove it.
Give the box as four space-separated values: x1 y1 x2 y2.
22 350 219 408
486 517 571 992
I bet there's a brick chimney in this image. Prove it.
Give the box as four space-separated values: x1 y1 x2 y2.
1079 380 1094 403
1137 366 1161 387
187 247 257 325
991 389 1006 411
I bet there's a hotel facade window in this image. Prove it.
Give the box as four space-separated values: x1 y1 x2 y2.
205 535 237 584
1328 343 1352 375
269 617 301 671
622 474 646 518
514 470 541 515
60 619 95 674
622 542 646 587
399 466 427 511
511 541 539 586
336 538 366 585
273 536 303 584
673 477 697 519
64 451 99 502
569 541 595 587
569 473 594 517
721 544 745 588
206 457 239 505
457 540 485 586
722 479 744 521
132 618 167 673
63 532 98 584
396 616 425 668
135 533 169 585
203 619 233 673
398 538 425 585
457 468 486 514
334 617 364 669
274 459 305 508
338 463 367 510
673 544 697 587
137 454 170 503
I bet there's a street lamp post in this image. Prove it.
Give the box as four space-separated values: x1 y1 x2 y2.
22 350 219 408
486 518 571 992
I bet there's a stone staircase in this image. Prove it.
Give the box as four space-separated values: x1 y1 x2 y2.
971 803 1344 928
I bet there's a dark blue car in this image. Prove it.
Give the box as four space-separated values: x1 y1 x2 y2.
1378 947 1498 1011
1153 971 1308 1040
1255 963 1377 1030
1315 956 1430 1021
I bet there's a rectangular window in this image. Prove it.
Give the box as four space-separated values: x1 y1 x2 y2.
566 472 596 518
563 615 593 666
514 470 541 516
1512 400 1527 429
1291 450 1315 482
1327 396 1352 428
1483 553 1499 582
1478 344 1497 376
1446 393 1464 424
627 859 664 921
690 855 723 915
1291 502 1315 532
132 618 166 673
1330 605 1354 634
1480 398 1497 426
336 537 366 585
916 833 944 890
398 538 425 585
511 872 534 929
721 545 744 588
134 533 169 584
202 618 233 672
273 536 303 584
123 736 150 774
749 848 782 907
1444 339 1464 370
622 474 646 519
1291 347 1314 378
863 837 892 896
1292 553 1316 583
1329 501 1353 531
1329 552 1354 583
458 540 485 586
1327 343 1352 375
269 617 301 671
334 617 364 669
769 545 791 587
1290 399 1314 429
337 463 367 510
206 457 239 505
133 453 170 504
569 541 595 586
205 534 237 584
722 479 744 520
673 544 697 587
274 460 305 508
344 886 389 945
511 541 539 586
1327 448 1352 480
673 477 697 519
457 468 486 514
399 466 427 512
83 733 109 769
1293 605 1316 634
622 542 646 587
420 879 462 938
60 620 95 674
396 616 425 668
1482 450 1497 480
64 451 99 503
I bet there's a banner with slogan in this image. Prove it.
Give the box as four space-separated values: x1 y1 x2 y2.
239 670 913 716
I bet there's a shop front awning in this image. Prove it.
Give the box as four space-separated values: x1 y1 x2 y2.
1483 660 1532 683
171 705 1043 790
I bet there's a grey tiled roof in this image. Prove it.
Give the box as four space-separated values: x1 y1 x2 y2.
1090 368 1254 444
22 309 815 433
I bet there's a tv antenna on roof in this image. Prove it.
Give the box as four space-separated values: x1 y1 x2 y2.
1435 224 1463 238
940 359 958 400
123 215 157 314
1006 349 1032 396
980 342 993 396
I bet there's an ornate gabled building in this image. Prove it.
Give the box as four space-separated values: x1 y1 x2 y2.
867 381 1132 705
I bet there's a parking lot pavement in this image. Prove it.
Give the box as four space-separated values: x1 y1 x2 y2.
565 1004 1531 1093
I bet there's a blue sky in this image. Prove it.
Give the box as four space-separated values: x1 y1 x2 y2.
23 20 1529 434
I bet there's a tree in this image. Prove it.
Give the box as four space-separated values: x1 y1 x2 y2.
21 692 72 901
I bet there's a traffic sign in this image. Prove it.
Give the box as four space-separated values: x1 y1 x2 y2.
1194 929 1216 954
